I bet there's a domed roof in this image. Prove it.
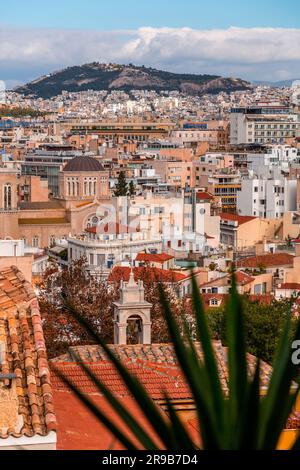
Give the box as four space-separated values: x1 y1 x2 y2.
63 156 104 172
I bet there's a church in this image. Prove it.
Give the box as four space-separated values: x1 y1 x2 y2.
0 155 110 248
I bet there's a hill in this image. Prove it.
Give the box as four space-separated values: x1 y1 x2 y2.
15 63 252 99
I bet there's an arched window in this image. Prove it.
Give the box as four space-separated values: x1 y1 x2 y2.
32 236 39 248
126 315 143 345
49 235 56 246
67 181 71 196
4 184 12 210
89 181 92 196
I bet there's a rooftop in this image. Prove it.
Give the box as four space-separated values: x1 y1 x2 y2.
63 155 104 173
237 253 295 269
220 213 257 226
108 266 187 284
0 266 56 440
135 252 174 264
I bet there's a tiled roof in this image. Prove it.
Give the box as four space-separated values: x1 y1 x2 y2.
199 271 254 289
135 253 174 263
196 192 214 201
63 156 104 172
108 266 186 283
199 293 274 309
51 361 190 400
276 283 300 290
236 253 295 268
52 341 273 394
201 293 227 309
235 271 255 285
220 213 257 226
0 266 56 440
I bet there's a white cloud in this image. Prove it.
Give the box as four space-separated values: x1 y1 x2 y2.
0 26 300 83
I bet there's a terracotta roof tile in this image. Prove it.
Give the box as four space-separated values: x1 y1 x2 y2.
276 283 300 290
0 265 56 441
220 213 257 226
237 253 295 268
135 253 174 263
108 266 186 283
52 342 273 396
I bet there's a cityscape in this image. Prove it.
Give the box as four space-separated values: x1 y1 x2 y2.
1 0 300 458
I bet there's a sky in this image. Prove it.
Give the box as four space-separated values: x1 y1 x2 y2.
1 0 300 87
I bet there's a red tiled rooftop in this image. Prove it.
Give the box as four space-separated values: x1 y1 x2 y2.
108 266 186 283
220 213 257 226
237 253 295 268
196 191 214 201
0 266 56 440
135 252 174 264
235 271 255 285
276 283 300 290
51 361 190 401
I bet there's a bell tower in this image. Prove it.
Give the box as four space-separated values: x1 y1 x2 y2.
113 271 152 345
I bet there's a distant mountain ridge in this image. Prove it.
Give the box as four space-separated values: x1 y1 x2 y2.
15 63 252 99
253 79 300 87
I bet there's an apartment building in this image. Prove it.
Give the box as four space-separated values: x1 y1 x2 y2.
237 176 297 219
192 154 234 187
149 160 193 188
207 171 242 213
230 106 299 145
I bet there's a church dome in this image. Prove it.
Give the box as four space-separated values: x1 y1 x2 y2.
63 156 104 172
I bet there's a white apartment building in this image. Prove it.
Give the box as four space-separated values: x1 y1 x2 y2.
117 191 220 255
230 107 299 145
68 228 162 275
237 177 297 219
247 145 299 175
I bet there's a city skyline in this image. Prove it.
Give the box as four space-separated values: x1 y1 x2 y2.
1 0 300 88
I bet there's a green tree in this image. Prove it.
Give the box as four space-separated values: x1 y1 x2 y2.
128 180 136 196
114 171 128 197
206 297 297 364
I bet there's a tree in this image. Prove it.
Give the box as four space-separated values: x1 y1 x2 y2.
114 171 128 197
128 180 136 197
38 258 117 358
206 296 297 364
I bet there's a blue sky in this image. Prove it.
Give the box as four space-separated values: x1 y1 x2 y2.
1 0 300 87
1 0 300 29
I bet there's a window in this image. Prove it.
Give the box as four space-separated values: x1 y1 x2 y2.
49 235 55 246
32 236 39 248
3 184 12 210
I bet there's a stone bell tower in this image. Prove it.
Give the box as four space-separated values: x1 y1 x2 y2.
113 271 152 345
